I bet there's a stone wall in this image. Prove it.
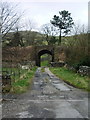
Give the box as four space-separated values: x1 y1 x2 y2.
50 61 65 67
54 46 66 62
78 66 90 76
2 46 35 62
2 45 66 66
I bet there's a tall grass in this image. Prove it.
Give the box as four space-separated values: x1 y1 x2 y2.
50 67 90 91
11 67 37 93
2 67 37 93
63 33 89 68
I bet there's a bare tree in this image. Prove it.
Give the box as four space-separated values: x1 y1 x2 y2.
23 19 38 46
0 1 22 40
24 19 36 31
41 23 58 45
72 23 88 35
65 23 89 69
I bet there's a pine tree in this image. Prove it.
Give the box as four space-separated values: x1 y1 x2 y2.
50 10 74 45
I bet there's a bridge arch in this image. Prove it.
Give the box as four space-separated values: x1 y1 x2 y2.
36 49 54 67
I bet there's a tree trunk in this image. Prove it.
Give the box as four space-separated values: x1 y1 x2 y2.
59 29 61 45
46 34 49 45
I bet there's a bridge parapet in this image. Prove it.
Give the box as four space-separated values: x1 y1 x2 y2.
2 45 66 67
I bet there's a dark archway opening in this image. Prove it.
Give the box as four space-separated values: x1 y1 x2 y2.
36 49 54 67
41 54 52 67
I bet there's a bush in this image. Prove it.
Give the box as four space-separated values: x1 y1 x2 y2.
64 33 89 69
72 56 90 70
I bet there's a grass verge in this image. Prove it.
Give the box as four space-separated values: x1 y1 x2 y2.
50 67 90 91
41 60 50 67
11 67 37 93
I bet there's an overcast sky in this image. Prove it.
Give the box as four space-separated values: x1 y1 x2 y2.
2 0 89 31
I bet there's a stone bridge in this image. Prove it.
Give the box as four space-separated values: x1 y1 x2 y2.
34 45 55 66
2 45 66 67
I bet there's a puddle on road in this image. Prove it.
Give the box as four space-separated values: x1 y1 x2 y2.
37 95 48 98
49 95 65 99
17 111 33 118
50 75 55 79
52 80 61 84
34 82 39 85
44 108 53 111
53 83 71 91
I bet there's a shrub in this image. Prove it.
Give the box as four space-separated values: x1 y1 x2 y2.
64 33 89 69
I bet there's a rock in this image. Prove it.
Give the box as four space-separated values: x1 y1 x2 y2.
50 62 65 67
2 85 11 93
78 66 90 76
21 65 30 70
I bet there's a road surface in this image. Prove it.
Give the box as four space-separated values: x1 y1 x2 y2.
2 67 89 119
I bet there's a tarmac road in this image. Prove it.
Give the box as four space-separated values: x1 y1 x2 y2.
2 67 89 119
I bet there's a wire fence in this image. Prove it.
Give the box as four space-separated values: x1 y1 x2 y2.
2 60 35 85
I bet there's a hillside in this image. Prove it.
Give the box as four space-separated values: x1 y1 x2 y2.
2 30 43 47
2 30 89 48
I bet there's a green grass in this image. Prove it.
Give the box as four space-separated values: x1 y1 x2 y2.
10 67 37 93
50 67 90 91
41 60 50 67
41 67 45 72
2 67 28 82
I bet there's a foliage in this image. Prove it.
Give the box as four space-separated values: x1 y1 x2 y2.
9 30 24 47
11 67 37 93
41 23 58 45
50 67 90 91
49 36 58 45
64 33 89 69
41 54 52 66
41 60 50 67
3 31 44 47
50 10 74 44
2 67 28 82
25 31 38 45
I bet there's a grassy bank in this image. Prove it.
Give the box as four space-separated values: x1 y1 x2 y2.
50 67 90 91
11 67 37 93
